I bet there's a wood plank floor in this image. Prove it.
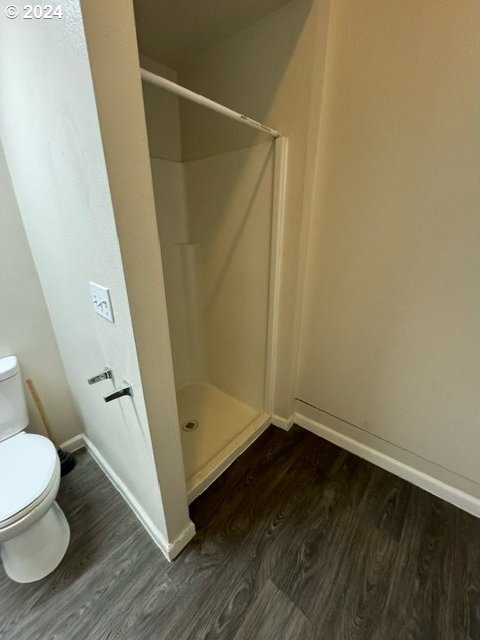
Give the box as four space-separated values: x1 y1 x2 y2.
1 425 479 639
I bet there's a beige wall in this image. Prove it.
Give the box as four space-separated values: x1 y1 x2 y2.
178 0 329 419
177 0 317 160
0 143 82 444
297 0 480 492
0 0 192 553
79 0 193 550
140 54 183 161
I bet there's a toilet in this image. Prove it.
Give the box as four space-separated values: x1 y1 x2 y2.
0 355 70 583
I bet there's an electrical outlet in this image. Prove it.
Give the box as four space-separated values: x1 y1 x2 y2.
89 282 114 322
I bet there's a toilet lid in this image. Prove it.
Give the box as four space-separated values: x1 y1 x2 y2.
0 433 58 524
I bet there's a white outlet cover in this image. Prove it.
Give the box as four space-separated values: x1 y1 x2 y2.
89 282 114 322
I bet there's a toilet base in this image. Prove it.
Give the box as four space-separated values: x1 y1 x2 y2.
1 501 70 583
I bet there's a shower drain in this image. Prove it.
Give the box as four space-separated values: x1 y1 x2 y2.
182 419 199 432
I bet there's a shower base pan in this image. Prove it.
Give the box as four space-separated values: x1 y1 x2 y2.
177 382 269 503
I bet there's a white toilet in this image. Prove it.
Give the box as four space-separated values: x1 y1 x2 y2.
0 355 70 583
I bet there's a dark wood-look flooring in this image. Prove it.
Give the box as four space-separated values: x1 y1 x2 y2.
1 426 479 639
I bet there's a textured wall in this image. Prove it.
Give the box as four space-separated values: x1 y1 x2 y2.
297 0 480 491
0 143 82 444
0 0 190 547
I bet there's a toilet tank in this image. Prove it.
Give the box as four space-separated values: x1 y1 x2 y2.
0 356 29 442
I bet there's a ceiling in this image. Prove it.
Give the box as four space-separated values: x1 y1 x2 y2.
133 0 294 69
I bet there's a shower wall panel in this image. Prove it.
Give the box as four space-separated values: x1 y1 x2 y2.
150 158 206 389
184 142 274 411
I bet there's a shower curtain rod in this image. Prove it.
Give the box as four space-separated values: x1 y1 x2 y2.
140 68 280 138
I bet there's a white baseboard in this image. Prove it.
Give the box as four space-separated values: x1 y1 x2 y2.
59 434 86 453
62 433 195 561
271 414 294 431
294 410 480 518
167 521 197 560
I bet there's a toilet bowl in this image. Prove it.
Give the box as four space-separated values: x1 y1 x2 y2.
0 356 70 583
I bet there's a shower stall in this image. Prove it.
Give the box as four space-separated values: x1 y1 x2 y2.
141 63 287 501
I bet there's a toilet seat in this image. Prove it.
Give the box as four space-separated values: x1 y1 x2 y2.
0 433 58 528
